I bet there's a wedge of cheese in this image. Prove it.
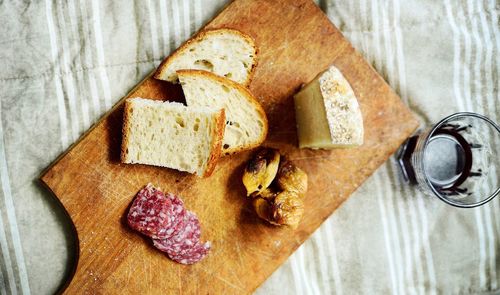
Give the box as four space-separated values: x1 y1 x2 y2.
293 65 364 149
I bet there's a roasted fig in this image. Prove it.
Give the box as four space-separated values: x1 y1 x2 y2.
242 148 280 196
276 160 308 196
242 149 308 229
271 191 304 228
252 198 272 222
250 188 279 200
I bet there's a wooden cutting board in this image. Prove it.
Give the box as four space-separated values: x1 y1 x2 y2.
41 0 418 293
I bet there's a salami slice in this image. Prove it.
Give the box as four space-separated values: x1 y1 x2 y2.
127 184 172 239
167 241 211 265
153 210 210 264
152 211 201 253
156 193 186 239
128 185 210 264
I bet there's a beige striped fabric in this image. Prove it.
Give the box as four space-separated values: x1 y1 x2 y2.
0 0 498 294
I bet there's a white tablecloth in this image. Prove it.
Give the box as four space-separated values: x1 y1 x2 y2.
0 0 498 294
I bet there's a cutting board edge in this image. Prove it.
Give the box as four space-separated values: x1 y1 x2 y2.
247 119 419 294
39 0 235 184
38 177 81 294
37 0 422 292
39 71 157 183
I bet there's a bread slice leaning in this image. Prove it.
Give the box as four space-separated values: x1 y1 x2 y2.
178 70 268 155
121 98 225 177
154 28 258 86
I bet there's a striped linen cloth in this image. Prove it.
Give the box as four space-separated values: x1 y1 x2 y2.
0 0 498 294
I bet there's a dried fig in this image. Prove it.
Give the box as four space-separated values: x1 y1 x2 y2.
252 198 271 221
271 191 304 228
250 188 278 200
242 148 280 196
276 160 308 196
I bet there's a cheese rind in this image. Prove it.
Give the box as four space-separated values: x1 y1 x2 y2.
293 66 364 149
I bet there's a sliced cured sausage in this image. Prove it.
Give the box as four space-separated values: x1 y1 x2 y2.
155 192 186 239
127 184 172 239
153 211 201 251
127 184 210 264
153 210 210 264
167 241 211 265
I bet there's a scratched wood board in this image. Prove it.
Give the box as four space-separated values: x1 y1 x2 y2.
41 0 419 293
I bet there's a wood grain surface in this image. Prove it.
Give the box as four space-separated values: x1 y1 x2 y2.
41 0 419 293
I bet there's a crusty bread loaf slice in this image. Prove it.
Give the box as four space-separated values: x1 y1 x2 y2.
178 70 268 154
154 28 257 86
121 98 225 177
294 65 364 149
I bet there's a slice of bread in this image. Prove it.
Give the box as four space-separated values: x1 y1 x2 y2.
154 28 258 86
178 70 268 155
121 98 225 177
293 65 364 149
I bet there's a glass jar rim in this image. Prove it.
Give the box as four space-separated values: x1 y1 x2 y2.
421 112 500 208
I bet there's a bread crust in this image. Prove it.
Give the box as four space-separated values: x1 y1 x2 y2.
121 98 224 177
202 109 225 177
177 69 269 155
154 28 258 86
120 98 133 163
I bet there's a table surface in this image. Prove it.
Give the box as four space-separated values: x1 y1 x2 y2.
0 0 499 294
